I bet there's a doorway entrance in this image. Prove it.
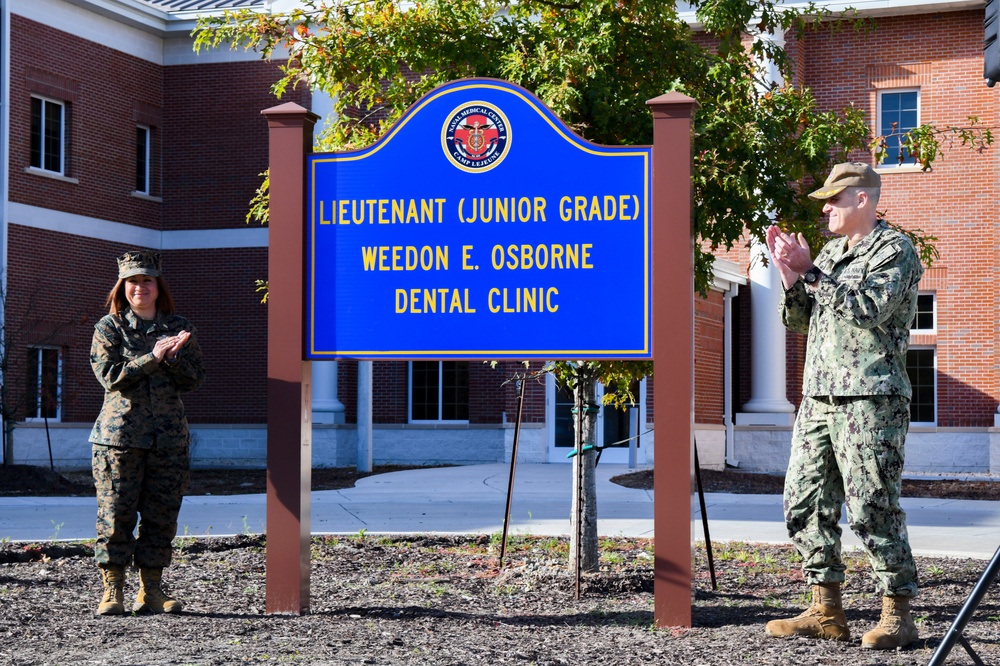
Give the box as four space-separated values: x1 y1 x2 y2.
544 374 648 465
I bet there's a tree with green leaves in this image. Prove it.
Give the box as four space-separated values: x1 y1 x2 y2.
194 0 989 571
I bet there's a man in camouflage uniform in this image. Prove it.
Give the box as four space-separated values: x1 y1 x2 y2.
90 250 205 616
763 163 922 650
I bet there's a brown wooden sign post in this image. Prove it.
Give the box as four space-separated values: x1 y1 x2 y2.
648 92 697 627
262 102 319 614
262 90 697 626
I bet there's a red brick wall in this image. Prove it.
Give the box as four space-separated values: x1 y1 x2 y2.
8 16 164 228
3 227 268 425
163 248 268 423
162 61 307 231
336 359 358 423
802 11 1000 426
5 226 114 422
695 289 726 425
710 11 1000 426
373 361 408 423
5 17 291 425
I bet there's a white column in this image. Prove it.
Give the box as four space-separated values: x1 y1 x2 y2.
356 360 373 473
736 237 795 426
723 284 739 465
735 28 795 427
312 362 345 424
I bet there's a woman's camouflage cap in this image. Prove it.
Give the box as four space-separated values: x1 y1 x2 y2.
117 250 161 279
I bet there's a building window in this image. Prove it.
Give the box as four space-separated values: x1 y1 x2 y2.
878 89 919 166
906 348 935 425
30 96 65 174
26 347 61 421
910 293 935 331
409 361 469 422
136 125 151 194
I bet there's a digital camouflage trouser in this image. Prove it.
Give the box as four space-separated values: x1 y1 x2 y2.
784 395 918 598
92 443 189 568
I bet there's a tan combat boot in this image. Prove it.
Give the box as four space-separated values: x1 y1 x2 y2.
765 583 850 641
861 595 918 650
96 564 125 616
133 567 183 614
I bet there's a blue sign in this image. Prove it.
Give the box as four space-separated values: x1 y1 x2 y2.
307 79 651 359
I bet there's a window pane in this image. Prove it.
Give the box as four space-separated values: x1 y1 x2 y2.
30 97 42 168
40 349 59 419
440 362 469 420
26 347 60 419
411 361 439 420
554 384 575 448
136 127 149 193
26 348 40 418
911 294 934 330
43 101 62 173
881 91 918 165
906 349 935 423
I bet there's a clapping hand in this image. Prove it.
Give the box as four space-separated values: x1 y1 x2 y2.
766 224 813 289
153 331 192 363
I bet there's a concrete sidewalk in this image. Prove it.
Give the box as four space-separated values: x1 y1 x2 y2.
2 463 999 560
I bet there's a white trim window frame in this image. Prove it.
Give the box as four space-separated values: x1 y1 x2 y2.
906 346 936 426
135 124 151 195
408 361 470 423
25 346 62 422
29 94 66 175
877 88 920 167
910 292 935 333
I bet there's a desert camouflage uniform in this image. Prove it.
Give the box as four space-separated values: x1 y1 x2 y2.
90 308 205 568
778 220 923 598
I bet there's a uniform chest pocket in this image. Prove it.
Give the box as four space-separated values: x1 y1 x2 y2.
120 331 152 359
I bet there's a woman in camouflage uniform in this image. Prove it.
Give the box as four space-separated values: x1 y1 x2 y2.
89 250 205 616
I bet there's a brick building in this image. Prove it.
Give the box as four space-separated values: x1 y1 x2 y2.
2 0 997 474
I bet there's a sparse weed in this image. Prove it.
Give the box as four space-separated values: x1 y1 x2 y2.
603 551 626 566
762 594 783 608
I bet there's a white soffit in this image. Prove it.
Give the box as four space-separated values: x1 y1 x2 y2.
9 203 268 249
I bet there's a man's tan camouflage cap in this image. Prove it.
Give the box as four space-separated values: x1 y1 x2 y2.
117 250 161 279
808 162 881 200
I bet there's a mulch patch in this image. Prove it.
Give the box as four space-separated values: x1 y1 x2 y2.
610 467 1000 501
1 533 997 665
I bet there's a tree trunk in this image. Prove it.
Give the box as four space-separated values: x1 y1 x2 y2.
570 378 599 573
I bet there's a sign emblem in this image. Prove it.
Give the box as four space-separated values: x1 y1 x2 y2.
442 102 510 172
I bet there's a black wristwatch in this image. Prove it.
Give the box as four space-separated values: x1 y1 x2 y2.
802 266 822 285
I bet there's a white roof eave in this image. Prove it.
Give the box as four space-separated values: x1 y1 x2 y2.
712 258 748 292
64 0 269 37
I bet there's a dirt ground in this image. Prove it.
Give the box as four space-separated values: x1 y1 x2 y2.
2 533 999 665
2 464 1000 665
